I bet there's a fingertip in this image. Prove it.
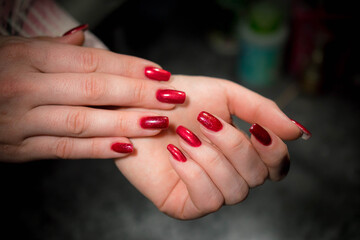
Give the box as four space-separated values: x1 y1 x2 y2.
290 119 312 140
167 144 187 162
59 30 85 46
156 89 186 105
249 123 272 146
249 124 290 181
145 66 171 81
62 24 89 37
111 142 134 154
197 111 223 132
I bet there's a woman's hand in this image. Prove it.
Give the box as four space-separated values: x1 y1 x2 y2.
115 75 309 219
0 33 185 162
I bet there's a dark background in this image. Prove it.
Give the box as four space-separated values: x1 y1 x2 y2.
1 0 359 239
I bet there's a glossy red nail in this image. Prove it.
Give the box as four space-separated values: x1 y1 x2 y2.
167 144 187 162
62 24 89 36
140 116 169 129
249 123 272 146
111 143 133 153
197 111 223 132
291 119 312 140
176 125 202 147
156 89 186 104
145 67 171 81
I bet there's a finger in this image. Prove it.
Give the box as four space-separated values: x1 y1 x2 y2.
175 126 249 205
27 39 167 79
23 106 169 138
32 72 185 108
19 136 134 161
197 111 268 187
249 123 290 181
34 28 85 46
222 79 308 140
166 144 224 218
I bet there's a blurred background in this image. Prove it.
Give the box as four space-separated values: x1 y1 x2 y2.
1 0 359 239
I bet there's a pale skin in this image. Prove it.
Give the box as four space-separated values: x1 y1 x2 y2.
116 75 301 219
0 32 179 161
0 32 303 219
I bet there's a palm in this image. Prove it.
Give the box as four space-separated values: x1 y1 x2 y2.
114 75 233 219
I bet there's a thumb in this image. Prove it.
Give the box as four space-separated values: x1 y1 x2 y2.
222 80 310 141
35 24 88 46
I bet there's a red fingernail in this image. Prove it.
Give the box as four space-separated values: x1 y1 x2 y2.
197 111 223 132
140 116 169 129
111 142 133 153
249 123 272 146
62 23 89 36
145 67 171 81
176 125 202 147
167 144 187 162
291 119 312 140
156 89 186 104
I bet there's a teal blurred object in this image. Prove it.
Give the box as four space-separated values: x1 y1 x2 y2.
238 0 288 87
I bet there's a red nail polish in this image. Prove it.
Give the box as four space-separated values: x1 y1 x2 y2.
111 142 133 153
176 125 202 147
291 119 312 140
62 24 89 36
249 123 272 146
167 144 187 162
140 116 169 129
156 89 186 104
197 111 223 132
145 67 171 81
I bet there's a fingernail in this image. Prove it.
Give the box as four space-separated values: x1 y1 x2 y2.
62 23 89 36
291 119 312 140
140 116 169 129
249 123 272 146
111 142 133 153
197 111 223 132
176 125 202 147
145 67 171 81
167 144 187 162
156 89 186 104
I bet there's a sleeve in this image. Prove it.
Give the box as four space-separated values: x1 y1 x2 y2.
0 0 108 49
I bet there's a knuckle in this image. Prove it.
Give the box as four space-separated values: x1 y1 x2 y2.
187 166 206 181
82 74 106 101
206 150 224 168
251 166 268 187
114 115 127 134
132 81 147 104
253 98 279 120
201 193 223 213
54 138 74 159
227 133 247 152
0 38 29 60
65 110 88 136
240 184 250 201
229 181 249 205
0 74 28 99
90 139 104 158
267 99 278 108
79 50 99 73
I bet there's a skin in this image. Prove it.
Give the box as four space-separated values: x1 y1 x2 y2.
116 75 301 219
0 33 178 161
0 33 302 220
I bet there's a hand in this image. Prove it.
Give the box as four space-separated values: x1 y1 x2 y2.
0 33 184 162
115 75 307 219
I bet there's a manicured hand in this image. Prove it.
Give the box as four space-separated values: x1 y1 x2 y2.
115 75 311 219
0 32 185 162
